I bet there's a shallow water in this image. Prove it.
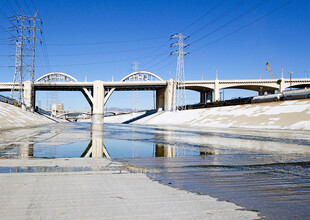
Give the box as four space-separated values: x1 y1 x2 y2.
0 122 310 219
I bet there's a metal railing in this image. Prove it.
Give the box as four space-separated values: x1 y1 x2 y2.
0 94 19 106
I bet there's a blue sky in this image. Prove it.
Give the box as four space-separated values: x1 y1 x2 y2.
0 0 310 110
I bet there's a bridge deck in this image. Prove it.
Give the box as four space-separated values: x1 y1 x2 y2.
33 81 167 91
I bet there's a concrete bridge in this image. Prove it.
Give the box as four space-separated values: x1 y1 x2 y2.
1 71 310 124
185 78 310 103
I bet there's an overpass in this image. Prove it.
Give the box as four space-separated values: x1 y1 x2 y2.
1 71 310 124
185 78 310 103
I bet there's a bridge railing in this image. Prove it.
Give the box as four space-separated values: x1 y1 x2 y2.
0 94 19 106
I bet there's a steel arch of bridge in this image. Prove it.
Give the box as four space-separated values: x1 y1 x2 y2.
104 71 164 104
35 72 94 106
35 72 79 82
120 71 164 82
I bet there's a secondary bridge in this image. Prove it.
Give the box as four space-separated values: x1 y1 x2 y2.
185 78 310 103
1 71 310 124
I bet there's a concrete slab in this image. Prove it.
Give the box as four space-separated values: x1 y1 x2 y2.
0 158 259 219
0 102 56 130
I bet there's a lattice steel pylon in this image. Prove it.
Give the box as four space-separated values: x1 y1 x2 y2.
10 9 42 104
170 33 188 111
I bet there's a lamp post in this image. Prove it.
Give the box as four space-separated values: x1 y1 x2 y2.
288 72 293 90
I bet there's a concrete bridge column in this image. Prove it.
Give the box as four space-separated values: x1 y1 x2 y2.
213 80 220 102
91 80 105 125
200 92 206 104
279 78 285 93
200 91 212 104
23 81 35 110
156 79 176 111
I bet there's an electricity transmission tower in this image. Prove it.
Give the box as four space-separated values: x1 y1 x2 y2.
9 9 42 104
131 61 139 113
170 33 188 111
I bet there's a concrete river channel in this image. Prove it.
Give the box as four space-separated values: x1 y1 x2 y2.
0 122 309 219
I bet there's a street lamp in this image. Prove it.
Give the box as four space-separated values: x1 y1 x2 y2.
288 72 293 90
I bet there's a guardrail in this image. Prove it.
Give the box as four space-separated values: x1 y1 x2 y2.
0 94 19 106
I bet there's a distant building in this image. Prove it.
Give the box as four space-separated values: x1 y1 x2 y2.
51 103 64 116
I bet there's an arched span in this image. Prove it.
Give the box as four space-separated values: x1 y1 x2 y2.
284 83 310 90
220 85 278 92
121 71 164 82
184 84 279 93
35 72 94 106
104 71 164 105
35 72 78 82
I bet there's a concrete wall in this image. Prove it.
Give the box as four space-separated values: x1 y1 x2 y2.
133 99 310 131
0 102 55 130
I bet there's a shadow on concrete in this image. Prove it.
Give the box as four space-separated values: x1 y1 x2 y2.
123 110 157 124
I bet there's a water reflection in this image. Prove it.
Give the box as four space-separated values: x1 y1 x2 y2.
20 143 33 158
81 124 111 159
0 123 310 219
155 144 176 157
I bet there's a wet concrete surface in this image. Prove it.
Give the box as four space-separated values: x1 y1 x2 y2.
0 122 309 219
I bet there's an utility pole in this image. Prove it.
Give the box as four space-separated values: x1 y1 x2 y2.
170 33 188 111
131 61 139 113
288 72 293 90
9 9 42 105
281 67 284 78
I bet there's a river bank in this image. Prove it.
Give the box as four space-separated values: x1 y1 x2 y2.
105 99 310 130
0 102 56 130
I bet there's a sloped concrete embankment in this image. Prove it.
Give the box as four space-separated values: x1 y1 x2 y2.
107 100 310 130
0 102 56 130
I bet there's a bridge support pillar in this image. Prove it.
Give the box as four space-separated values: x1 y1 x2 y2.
200 91 212 104
24 81 35 111
91 81 105 125
156 79 176 111
213 80 220 102
279 78 285 93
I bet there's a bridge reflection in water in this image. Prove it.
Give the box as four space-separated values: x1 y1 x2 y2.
13 123 211 159
81 124 111 159
20 143 34 158
77 124 184 159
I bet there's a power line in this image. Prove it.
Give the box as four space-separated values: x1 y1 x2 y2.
0 47 168 57
13 0 22 11
46 36 167 46
23 0 34 15
27 0 51 74
180 0 226 33
189 0 295 53
188 0 248 36
4 0 18 15
142 0 247 74
190 0 269 45
152 59 175 73
35 52 171 67
143 55 172 70
38 46 167 57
